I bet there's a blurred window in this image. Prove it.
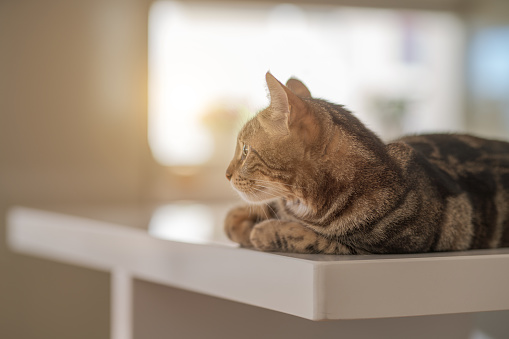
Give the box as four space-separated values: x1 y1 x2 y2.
148 1 464 168
470 27 509 100
467 27 509 139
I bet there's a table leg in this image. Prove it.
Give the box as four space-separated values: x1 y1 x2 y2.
111 268 132 339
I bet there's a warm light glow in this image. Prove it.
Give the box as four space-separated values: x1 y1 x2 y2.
148 203 214 243
148 1 464 166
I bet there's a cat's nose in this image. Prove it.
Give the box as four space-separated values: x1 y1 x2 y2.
226 170 233 181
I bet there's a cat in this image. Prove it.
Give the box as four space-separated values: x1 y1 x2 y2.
224 72 509 254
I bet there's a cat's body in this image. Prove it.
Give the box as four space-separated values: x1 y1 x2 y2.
224 73 509 254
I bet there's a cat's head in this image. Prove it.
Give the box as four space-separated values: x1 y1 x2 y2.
226 72 326 204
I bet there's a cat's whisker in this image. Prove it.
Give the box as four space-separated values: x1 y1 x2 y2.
266 203 280 221
252 183 299 200
252 183 285 193
250 186 281 199
245 200 252 218
252 184 295 199
250 178 304 190
261 203 270 221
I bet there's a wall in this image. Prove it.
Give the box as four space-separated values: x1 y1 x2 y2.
0 0 150 338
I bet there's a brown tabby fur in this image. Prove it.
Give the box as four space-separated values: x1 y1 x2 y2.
224 72 509 254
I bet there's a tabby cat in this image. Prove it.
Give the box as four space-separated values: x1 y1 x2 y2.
224 72 509 254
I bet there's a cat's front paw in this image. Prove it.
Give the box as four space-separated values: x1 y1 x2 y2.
250 220 311 252
250 220 349 254
250 220 281 252
224 205 256 247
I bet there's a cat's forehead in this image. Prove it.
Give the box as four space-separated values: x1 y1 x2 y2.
238 115 262 141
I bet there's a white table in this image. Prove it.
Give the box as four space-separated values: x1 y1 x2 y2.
7 203 509 339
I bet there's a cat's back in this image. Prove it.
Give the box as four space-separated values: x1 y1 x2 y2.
396 134 509 168
394 133 509 199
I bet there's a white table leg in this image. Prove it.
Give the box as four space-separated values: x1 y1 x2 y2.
111 268 132 339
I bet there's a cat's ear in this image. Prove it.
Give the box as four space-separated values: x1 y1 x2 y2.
262 72 307 135
286 78 311 98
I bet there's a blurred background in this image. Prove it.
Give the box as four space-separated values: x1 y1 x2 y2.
1 0 509 338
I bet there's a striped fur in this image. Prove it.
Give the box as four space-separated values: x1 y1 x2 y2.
224 72 509 254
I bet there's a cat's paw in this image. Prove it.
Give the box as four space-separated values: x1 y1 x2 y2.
250 220 349 254
250 220 282 252
250 220 310 252
224 205 257 247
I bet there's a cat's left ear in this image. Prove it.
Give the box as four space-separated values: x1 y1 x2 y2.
286 78 311 98
262 72 308 135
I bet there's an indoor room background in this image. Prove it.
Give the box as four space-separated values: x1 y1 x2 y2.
1 0 509 338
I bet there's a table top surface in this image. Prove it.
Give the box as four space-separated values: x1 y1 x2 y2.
7 201 509 320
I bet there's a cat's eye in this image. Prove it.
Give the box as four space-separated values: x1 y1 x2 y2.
241 144 249 159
